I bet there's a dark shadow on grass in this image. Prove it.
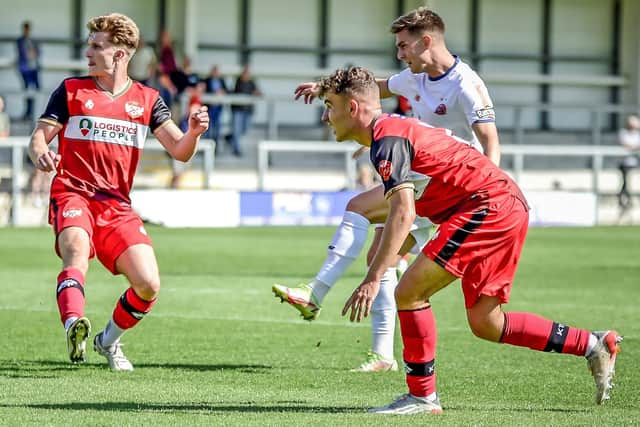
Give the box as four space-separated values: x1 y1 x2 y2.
443 405 591 414
0 360 272 374
0 402 363 414
0 401 595 414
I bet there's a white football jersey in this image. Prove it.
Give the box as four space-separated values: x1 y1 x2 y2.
387 56 495 153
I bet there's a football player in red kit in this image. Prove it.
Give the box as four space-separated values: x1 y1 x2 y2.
316 66 622 413
28 13 209 371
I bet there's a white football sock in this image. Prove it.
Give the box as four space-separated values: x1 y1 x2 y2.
585 333 598 357
307 280 331 303
99 319 125 348
370 267 398 360
64 316 78 331
313 211 370 303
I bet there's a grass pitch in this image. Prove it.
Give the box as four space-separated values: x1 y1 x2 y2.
0 225 638 426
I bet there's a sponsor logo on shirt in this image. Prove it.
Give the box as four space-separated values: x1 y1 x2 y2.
475 106 495 120
125 102 145 119
79 118 92 136
434 103 447 115
377 160 393 182
62 208 82 218
64 116 149 149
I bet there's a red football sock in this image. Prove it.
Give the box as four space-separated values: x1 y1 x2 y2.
500 312 590 356
112 288 157 329
398 306 437 397
56 267 86 325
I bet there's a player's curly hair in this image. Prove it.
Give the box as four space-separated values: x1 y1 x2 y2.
317 66 378 98
390 7 445 35
86 13 139 51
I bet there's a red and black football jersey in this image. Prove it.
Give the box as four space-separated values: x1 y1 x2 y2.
370 113 526 224
40 77 171 203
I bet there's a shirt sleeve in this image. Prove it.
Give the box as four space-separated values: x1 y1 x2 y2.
387 68 414 98
370 136 415 198
39 81 69 125
150 95 172 132
458 74 496 126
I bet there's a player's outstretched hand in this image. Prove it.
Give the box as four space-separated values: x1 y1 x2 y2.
37 150 60 172
342 279 381 322
294 82 320 104
189 105 210 135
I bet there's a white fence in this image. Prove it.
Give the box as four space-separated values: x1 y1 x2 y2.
0 136 215 226
0 137 635 226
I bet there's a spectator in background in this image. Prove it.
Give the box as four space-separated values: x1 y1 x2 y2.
203 65 227 148
128 35 157 85
355 163 378 192
226 65 261 157
0 96 9 138
394 95 412 116
16 20 41 121
158 29 188 95
617 114 640 214
170 94 205 189
182 56 200 89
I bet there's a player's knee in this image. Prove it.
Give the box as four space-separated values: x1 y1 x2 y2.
467 312 501 342
345 197 367 216
394 281 418 307
132 274 160 301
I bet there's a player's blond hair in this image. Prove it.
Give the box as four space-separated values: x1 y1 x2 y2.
317 67 378 99
390 7 445 35
86 13 139 52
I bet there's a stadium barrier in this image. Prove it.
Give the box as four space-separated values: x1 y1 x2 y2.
0 136 215 226
128 189 597 228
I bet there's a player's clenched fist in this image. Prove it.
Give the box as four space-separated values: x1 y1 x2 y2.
37 150 61 172
189 105 210 135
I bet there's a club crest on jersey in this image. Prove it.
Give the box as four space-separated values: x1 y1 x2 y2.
434 103 447 115
84 99 94 110
377 160 393 182
62 208 82 218
125 102 144 119
78 118 93 136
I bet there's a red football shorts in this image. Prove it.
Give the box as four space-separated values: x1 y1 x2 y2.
422 195 529 309
49 191 152 274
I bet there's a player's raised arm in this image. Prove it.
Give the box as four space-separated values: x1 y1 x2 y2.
293 81 320 104
154 105 209 162
376 78 394 99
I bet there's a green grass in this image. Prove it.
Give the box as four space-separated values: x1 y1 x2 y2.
0 226 638 426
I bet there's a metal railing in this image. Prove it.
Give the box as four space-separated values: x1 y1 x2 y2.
257 140 360 191
0 136 215 226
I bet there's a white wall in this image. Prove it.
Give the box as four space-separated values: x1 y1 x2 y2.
0 0 636 130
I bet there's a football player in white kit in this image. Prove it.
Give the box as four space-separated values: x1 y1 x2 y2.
273 7 501 372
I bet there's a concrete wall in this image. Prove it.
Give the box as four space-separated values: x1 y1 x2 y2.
0 0 637 129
